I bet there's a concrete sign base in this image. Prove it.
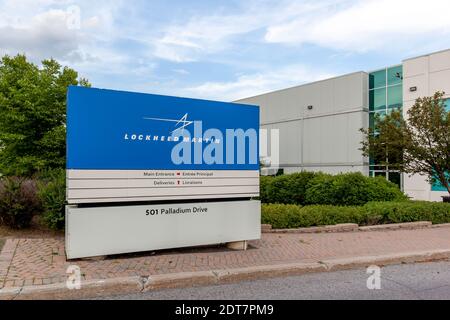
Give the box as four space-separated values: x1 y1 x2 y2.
65 200 261 259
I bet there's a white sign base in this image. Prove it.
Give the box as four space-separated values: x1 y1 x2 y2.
65 200 261 259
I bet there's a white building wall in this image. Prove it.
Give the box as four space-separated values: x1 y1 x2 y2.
235 72 369 175
402 49 450 201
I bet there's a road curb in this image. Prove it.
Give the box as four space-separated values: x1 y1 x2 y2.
1 249 450 299
212 262 327 284
321 249 450 271
264 221 441 234
358 221 432 232
144 271 217 291
0 276 143 300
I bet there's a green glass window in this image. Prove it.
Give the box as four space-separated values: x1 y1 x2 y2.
375 109 386 117
369 69 386 89
370 111 388 132
387 85 402 109
386 107 402 115
373 165 387 171
373 110 386 134
369 88 386 111
368 66 404 191
387 66 403 86
431 172 449 191
432 183 447 191
388 172 401 189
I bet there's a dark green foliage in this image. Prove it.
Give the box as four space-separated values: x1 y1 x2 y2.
299 205 366 226
0 54 90 176
261 201 450 229
365 176 408 202
37 169 66 230
0 177 41 229
259 175 274 203
261 204 365 229
264 171 317 205
260 204 305 229
304 172 408 206
303 173 336 205
261 171 407 206
364 201 450 225
332 173 375 206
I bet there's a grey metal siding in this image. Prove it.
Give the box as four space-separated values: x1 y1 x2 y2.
236 72 369 174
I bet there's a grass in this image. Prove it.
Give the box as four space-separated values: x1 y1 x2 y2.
0 238 5 252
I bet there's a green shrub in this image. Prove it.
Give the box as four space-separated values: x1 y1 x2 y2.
261 203 365 229
299 205 366 226
363 201 450 225
366 177 408 202
333 173 372 206
264 171 317 204
261 204 304 229
304 173 342 205
262 201 450 229
304 172 407 206
265 175 291 204
0 177 41 229
38 169 66 230
259 175 274 203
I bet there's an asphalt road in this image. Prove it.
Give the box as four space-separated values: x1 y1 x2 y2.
96 260 450 300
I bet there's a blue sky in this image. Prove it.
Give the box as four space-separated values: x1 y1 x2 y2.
1 0 450 101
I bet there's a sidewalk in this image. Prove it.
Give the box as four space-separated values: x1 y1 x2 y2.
1 225 450 298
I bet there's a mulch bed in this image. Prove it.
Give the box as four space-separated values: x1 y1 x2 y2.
0 216 63 240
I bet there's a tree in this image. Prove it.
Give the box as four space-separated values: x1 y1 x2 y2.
0 54 90 177
360 91 450 195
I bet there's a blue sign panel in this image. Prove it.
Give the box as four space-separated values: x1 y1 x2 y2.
67 86 259 170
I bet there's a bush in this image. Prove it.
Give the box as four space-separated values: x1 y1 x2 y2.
261 203 365 229
363 201 450 225
38 169 66 230
299 205 366 226
261 171 406 206
304 172 407 206
259 175 274 203
261 204 305 229
0 177 41 229
263 171 317 204
303 173 336 205
366 176 408 202
262 201 450 229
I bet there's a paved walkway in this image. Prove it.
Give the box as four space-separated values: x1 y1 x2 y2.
1 226 450 289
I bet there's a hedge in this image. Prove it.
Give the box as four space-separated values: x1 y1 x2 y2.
304 172 408 206
262 204 365 228
261 204 304 229
260 175 274 203
264 171 316 205
364 201 450 225
261 201 450 229
260 171 407 206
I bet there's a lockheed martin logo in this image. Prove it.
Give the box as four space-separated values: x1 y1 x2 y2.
124 111 261 166
143 113 194 134
125 112 220 144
